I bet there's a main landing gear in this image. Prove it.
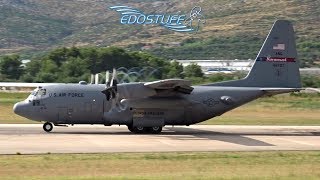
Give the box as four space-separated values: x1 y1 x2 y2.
43 122 53 132
42 122 162 134
127 125 162 134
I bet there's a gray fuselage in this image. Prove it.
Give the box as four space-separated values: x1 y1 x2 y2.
13 83 264 126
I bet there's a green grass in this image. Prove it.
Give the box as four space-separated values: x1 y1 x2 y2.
0 92 36 123
0 92 29 99
0 92 29 104
1 92 320 125
0 151 320 179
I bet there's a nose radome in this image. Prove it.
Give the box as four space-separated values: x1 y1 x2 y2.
13 102 20 114
13 102 28 117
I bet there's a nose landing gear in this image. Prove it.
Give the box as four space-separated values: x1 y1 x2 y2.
43 122 53 132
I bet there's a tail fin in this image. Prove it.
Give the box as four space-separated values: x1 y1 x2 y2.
209 20 301 88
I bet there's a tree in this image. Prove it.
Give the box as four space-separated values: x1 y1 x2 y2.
40 59 59 74
60 57 89 82
33 59 59 82
166 60 184 78
129 51 169 79
47 47 69 66
0 55 23 80
67 46 81 58
18 46 177 83
183 63 204 78
81 48 100 74
35 72 57 83
24 60 41 76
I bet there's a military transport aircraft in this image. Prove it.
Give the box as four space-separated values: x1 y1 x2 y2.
13 20 302 134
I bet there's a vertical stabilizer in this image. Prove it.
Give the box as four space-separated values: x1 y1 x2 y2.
244 20 301 87
209 20 301 88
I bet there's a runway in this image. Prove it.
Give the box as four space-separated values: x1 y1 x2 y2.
0 124 320 154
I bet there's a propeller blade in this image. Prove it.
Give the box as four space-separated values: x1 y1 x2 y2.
101 86 116 101
110 68 118 87
101 88 110 100
105 71 110 87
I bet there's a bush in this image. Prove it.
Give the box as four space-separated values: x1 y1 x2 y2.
301 75 320 88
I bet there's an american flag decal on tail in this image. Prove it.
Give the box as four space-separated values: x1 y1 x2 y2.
273 43 285 50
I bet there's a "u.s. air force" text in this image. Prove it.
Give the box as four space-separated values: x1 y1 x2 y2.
49 92 84 98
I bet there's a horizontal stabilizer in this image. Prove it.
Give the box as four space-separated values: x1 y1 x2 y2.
260 88 304 95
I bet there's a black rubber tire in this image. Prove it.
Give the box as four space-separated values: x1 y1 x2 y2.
43 122 53 132
149 126 162 134
132 126 146 134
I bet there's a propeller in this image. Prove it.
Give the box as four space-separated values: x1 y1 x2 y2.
102 68 118 101
102 68 129 112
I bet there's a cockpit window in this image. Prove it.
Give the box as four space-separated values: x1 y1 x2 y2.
31 89 38 96
29 88 47 100
40 89 46 96
35 88 46 96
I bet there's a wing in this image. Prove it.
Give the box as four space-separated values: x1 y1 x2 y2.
116 79 194 99
144 79 194 94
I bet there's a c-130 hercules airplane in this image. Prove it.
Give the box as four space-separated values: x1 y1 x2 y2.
13 20 302 134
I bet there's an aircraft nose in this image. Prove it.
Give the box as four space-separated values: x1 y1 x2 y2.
13 101 29 117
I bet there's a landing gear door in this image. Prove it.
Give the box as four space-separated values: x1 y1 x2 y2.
132 109 165 127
